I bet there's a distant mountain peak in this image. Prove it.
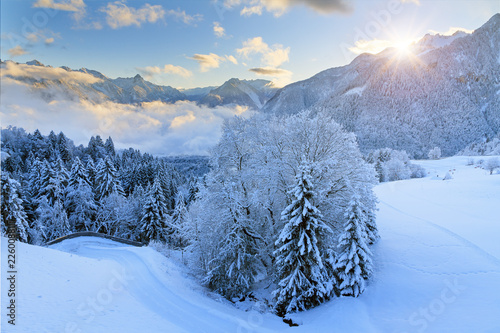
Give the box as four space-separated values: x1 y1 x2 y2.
26 60 44 67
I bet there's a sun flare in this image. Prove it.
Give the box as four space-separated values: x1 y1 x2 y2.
392 41 414 58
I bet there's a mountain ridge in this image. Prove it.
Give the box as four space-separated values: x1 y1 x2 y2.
263 13 500 158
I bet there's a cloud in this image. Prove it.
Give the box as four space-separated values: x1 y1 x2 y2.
167 9 202 25
213 22 225 38
400 0 420 5
225 55 238 65
27 33 40 43
7 46 28 58
429 26 474 36
249 67 292 76
101 2 166 29
347 39 394 55
249 66 292 87
189 53 224 72
33 0 85 12
45 37 55 45
0 77 252 155
240 5 263 16
33 0 90 26
1 61 101 84
237 36 290 67
226 0 351 16
136 64 193 79
189 53 237 72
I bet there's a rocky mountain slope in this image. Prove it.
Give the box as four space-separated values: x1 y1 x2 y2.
264 14 500 158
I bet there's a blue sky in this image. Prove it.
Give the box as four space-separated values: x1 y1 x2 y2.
1 0 499 89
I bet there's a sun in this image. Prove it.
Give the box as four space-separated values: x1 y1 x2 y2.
393 41 413 58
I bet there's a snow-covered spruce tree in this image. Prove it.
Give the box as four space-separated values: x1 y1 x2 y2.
273 162 333 316
68 157 91 189
335 194 373 297
54 157 70 189
171 192 189 248
35 197 70 242
203 184 263 299
1 173 30 242
37 159 64 206
95 156 125 201
364 208 380 245
118 184 146 241
139 177 170 243
66 179 97 232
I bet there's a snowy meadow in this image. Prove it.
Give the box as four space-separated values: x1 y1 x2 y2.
2 156 499 332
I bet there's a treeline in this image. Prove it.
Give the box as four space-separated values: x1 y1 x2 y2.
1 126 197 245
1 109 381 318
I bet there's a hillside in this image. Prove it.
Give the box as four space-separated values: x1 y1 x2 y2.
264 14 500 158
2 156 499 332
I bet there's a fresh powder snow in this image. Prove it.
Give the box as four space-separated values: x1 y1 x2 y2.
2 156 499 332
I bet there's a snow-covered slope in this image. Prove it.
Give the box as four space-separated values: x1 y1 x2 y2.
200 78 277 109
263 14 500 158
0 61 187 104
2 156 500 332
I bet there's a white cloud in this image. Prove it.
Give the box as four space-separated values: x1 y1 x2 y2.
101 2 166 29
429 26 474 36
226 0 351 16
237 36 289 67
45 37 55 45
1 61 101 84
167 9 202 25
248 66 292 87
213 22 226 38
400 0 420 5
27 33 39 43
348 39 394 55
189 53 224 72
33 0 85 12
7 46 28 58
225 55 238 65
33 0 90 26
240 5 263 16
189 53 237 72
136 64 193 79
0 77 252 156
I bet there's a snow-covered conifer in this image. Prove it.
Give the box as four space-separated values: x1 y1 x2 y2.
273 162 333 316
1 173 30 242
95 156 125 201
66 179 97 232
171 192 189 248
37 160 63 205
35 198 70 242
139 178 169 243
335 194 373 297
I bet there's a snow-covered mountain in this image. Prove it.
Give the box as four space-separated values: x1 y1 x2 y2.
179 86 217 102
1 60 277 109
0 60 188 104
263 14 500 158
199 78 277 109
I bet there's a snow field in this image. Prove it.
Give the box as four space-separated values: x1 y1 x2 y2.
1 156 499 332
